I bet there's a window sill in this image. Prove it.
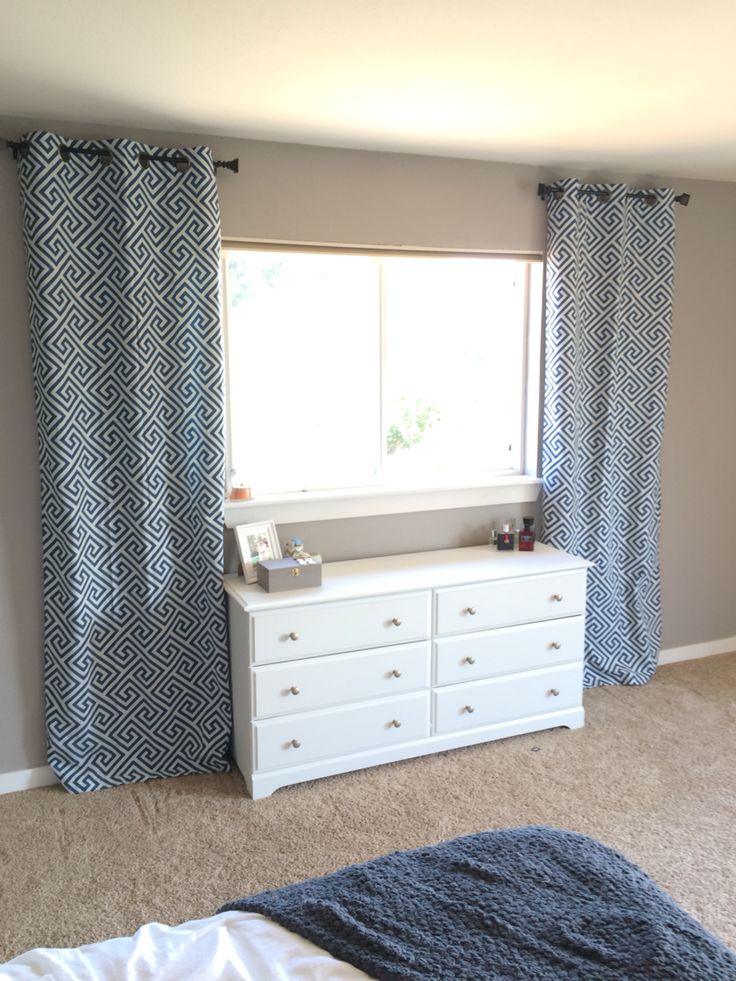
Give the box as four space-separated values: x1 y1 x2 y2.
224 476 541 527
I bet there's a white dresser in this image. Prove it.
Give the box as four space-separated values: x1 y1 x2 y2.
224 544 591 799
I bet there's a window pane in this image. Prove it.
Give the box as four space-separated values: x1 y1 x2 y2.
224 248 534 496
382 257 525 478
226 251 380 493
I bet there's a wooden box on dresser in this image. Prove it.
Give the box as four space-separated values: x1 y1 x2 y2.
224 544 591 799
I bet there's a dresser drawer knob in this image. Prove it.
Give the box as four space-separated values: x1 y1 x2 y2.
547 688 560 697
466 606 477 616
289 685 301 695
391 617 403 627
290 739 302 748
391 668 402 678
551 594 564 602
288 632 300 641
391 719 402 728
464 656 476 665
464 705 475 714
550 642 562 650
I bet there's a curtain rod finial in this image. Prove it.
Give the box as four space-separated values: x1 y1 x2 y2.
215 158 239 174
1 137 29 159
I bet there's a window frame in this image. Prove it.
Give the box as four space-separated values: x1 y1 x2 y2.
222 240 543 526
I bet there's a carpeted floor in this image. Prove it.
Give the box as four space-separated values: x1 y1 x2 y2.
1 653 734 963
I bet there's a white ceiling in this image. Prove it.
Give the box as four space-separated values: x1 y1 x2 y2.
2 0 735 181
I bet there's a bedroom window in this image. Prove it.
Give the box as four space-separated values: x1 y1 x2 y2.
223 245 541 499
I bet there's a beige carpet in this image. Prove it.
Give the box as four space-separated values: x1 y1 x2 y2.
1 653 735 963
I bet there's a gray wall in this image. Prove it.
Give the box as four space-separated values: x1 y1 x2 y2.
1 116 734 774
0 144 44 774
659 179 736 646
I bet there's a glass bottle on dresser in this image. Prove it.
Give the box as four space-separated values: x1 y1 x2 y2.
497 520 515 551
518 516 535 551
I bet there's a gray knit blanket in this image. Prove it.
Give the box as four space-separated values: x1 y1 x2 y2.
219 826 736 980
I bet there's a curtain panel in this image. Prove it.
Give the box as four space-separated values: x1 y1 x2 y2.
17 131 231 791
542 178 676 687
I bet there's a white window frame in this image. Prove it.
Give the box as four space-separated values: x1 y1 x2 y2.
222 241 543 526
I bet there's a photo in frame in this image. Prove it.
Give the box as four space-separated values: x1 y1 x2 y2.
234 521 282 584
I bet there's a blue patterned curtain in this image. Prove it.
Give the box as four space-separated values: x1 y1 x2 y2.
542 178 676 687
17 131 231 791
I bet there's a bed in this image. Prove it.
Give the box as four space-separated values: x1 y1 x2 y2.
3 826 735 980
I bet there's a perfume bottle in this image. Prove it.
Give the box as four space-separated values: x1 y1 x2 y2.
518 516 535 551
496 520 515 551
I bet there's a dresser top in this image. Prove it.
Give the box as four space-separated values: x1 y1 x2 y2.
224 543 591 612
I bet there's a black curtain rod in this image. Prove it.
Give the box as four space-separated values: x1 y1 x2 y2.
537 182 690 207
1 138 238 174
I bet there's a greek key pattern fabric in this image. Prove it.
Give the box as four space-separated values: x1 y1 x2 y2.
542 178 675 686
17 131 231 791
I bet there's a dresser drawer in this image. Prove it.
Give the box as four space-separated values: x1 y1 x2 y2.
435 571 586 636
435 617 584 686
252 642 430 719
251 591 431 664
255 692 430 770
434 662 583 734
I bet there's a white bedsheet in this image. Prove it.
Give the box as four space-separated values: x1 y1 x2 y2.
0 910 373 981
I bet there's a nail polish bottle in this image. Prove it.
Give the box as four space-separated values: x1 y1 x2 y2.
497 520 515 551
518 516 535 551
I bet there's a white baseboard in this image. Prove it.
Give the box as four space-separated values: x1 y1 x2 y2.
659 636 736 666
0 765 58 795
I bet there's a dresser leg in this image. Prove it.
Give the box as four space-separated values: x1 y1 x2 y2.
562 707 585 730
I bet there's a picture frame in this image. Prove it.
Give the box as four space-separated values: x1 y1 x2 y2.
234 521 282 584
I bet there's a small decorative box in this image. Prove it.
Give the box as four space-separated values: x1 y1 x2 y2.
256 557 322 592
